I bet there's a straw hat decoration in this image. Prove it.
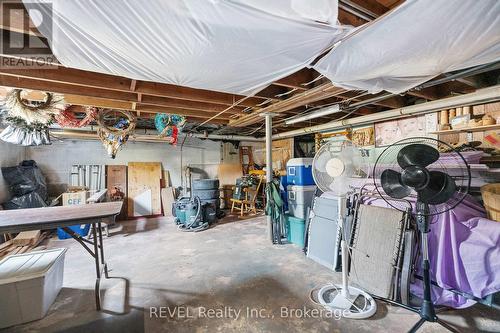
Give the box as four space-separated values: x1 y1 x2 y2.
3 89 65 125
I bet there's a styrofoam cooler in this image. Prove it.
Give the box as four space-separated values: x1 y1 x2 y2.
286 158 315 186
287 185 316 219
0 248 67 328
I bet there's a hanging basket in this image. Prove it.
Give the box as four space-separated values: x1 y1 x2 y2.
96 109 136 158
97 109 136 135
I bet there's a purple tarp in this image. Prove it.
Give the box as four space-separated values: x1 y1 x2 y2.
364 195 499 308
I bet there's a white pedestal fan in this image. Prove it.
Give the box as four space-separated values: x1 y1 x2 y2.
312 140 377 319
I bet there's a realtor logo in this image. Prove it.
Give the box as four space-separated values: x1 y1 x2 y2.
0 1 56 68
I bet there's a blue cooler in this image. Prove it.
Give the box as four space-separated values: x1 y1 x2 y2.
286 158 315 186
57 224 90 239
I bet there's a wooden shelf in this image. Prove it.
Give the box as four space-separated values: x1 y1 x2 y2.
430 123 500 135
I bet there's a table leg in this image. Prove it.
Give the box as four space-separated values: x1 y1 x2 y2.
97 220 109 278
63 223 110 311
91 222 102 310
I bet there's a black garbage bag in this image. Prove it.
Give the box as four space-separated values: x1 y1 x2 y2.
2 192 48 210
1 160 48 209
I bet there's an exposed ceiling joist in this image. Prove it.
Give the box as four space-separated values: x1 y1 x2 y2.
273 68 317 91
0 58 267 108
230 83 347 127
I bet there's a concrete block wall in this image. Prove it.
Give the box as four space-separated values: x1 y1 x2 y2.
26 137 222 193
0 141 26 203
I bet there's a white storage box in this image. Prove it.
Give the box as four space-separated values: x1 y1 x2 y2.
287 185 316 219
0 248 67 329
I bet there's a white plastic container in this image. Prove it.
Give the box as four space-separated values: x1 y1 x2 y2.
287 185 316 219
0 248 67 329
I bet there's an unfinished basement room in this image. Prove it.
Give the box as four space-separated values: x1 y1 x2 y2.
0 1 499 332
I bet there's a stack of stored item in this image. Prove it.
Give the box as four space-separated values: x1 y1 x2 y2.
57 186 91 239
230 172 265 216
172 179 222 232
191 179 221 224
285 158 316 246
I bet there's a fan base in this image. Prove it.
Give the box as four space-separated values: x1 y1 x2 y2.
318 285 377 319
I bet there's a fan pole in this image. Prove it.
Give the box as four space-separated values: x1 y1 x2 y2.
415 202 436 322
340 218 350 298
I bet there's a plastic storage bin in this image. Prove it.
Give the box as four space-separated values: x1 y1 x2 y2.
286 215 305 247
0 248 67 328
287 185 316 219
286 158 315 186
57 224 90 239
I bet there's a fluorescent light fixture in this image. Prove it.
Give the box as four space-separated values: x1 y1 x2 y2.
285 104 341 125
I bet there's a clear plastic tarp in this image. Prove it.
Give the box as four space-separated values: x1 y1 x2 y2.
313 0 500 94
25 0 344 96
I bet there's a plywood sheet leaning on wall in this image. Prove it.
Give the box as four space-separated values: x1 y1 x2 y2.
253 138 293 171
106 165 127 220
218 164 243 186
161 187 176 217
161 170 171 188
127 162 162 217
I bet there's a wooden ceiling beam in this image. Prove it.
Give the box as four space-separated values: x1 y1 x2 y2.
338 8 367 26
0 90 229 122
0 74 138 101
229 82 348 127
135 104 233 119
338 91 406 109
136 95 245 113
133 81 265 107
0 57 129 89
0 60 268 108
0 74 247 114
63 95 133 110
344 0 389 17
273 68 316 91
140 114 229 125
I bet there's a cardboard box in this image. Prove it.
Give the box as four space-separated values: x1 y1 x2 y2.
62 191 89 206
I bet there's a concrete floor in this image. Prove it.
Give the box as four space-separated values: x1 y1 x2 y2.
4 215 499 333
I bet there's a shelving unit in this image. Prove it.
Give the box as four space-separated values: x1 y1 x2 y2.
430 123 500 135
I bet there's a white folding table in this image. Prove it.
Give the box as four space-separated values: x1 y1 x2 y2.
0 201 123 310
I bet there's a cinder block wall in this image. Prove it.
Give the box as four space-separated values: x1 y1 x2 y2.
25 137 222 193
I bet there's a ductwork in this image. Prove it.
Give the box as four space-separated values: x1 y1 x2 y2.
273 84 500 139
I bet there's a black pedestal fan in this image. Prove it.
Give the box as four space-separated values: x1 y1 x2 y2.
373 137 471 333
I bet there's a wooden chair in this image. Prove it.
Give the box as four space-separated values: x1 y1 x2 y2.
230 173 264 217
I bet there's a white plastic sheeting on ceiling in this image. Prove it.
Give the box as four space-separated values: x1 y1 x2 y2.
313 0 500 94
24 0 344 96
